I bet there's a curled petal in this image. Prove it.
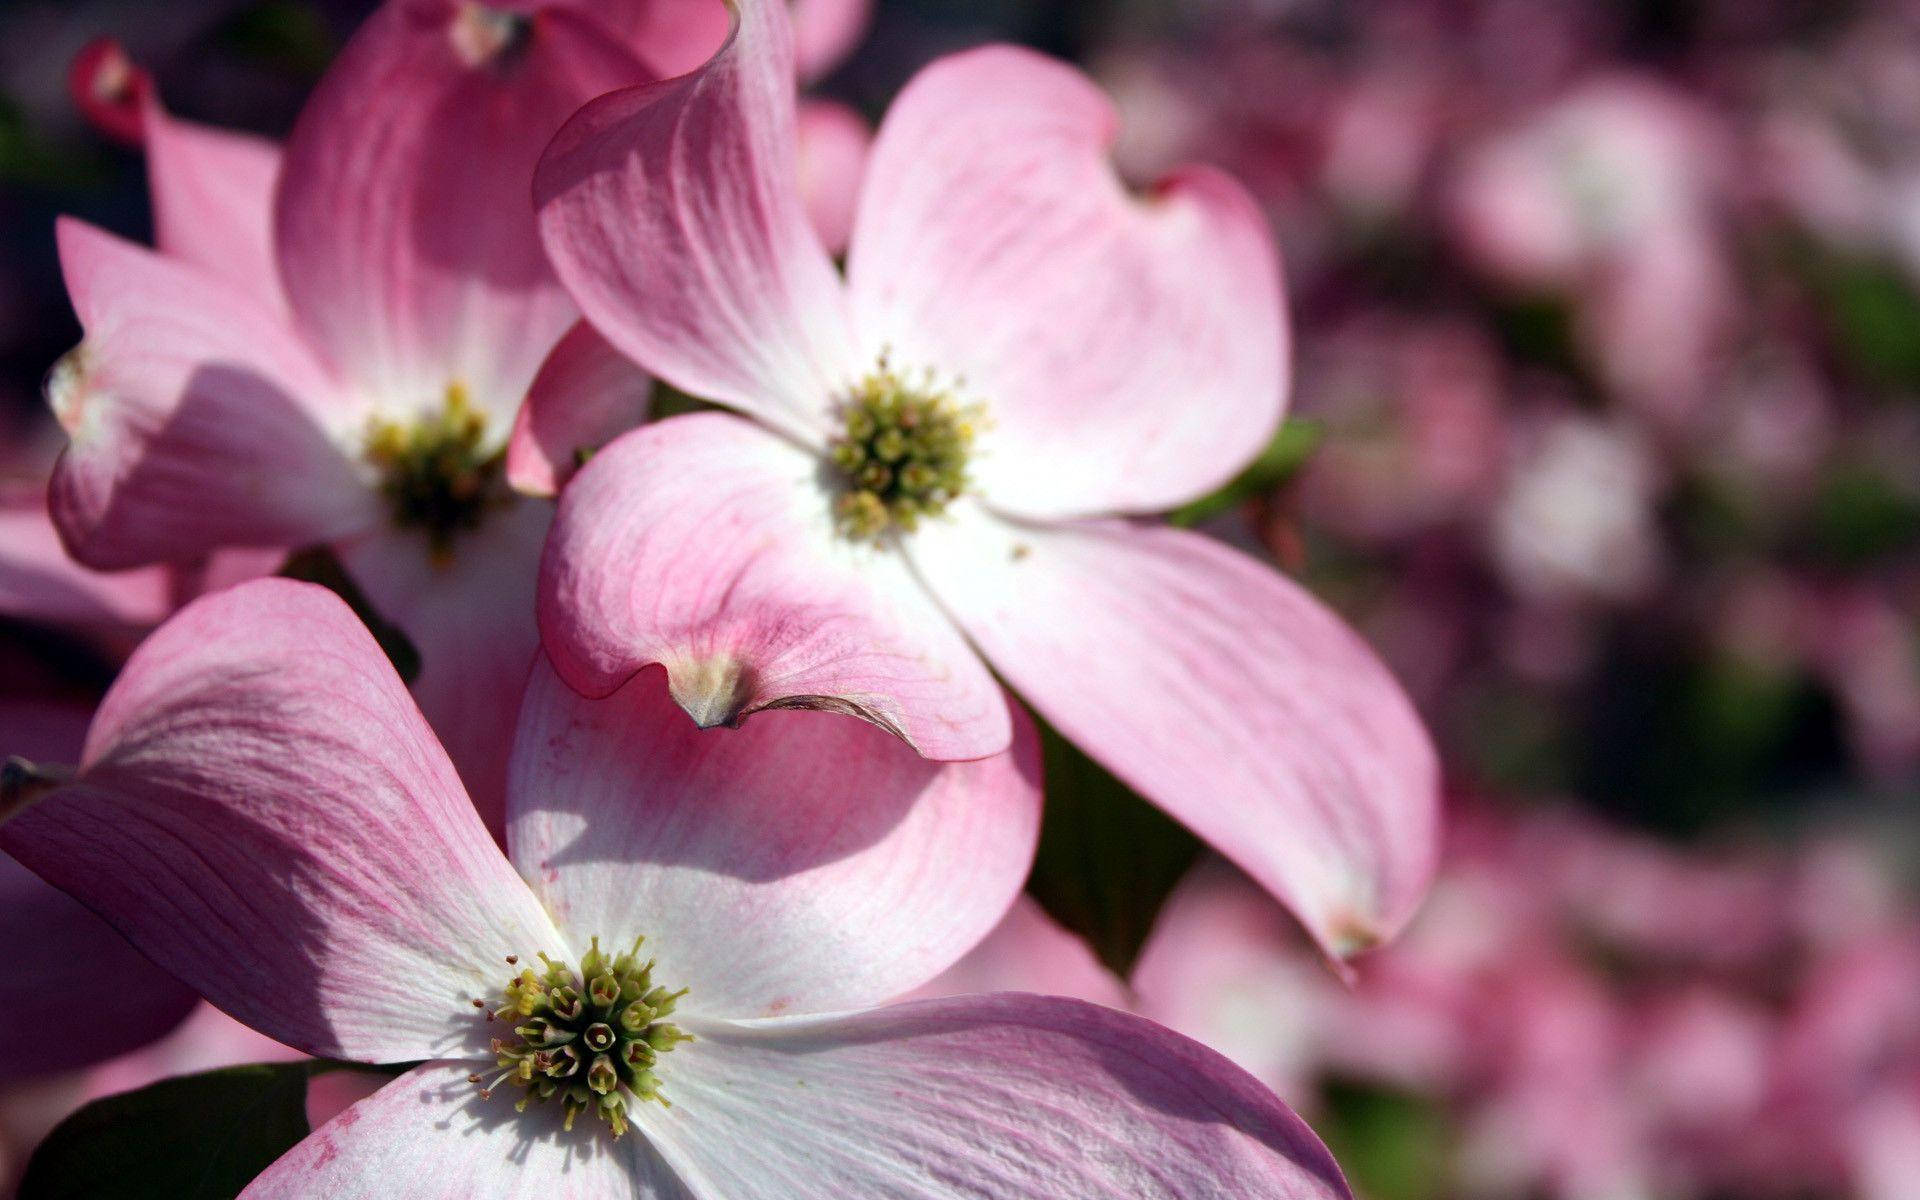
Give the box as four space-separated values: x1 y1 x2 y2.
510 658 1041 1017
539 413 1008 759
506 320 652 497
536 0 857 445
912 506 1441 961
639 995 1351 1200
848 46 1286 519
0 579 565 1063
48 219 375 570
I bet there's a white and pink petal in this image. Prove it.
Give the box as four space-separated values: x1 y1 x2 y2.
637 995 1351 1200
242 1061 690 1199
275 0 650 427
509 657 1040 1017
506 321 652 497
539 413 1009 760
536 0 857 445
847 46 1286 520
1 701 200 1077
338 501 551 839
0 580 564 1063
48 219 375 570
911 506 1440 961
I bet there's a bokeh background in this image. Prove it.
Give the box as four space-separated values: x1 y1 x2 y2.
3 2 1919 1198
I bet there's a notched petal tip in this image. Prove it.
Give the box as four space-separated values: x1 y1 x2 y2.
754 693 908 744
44 342 93 440
0 757 73 822
661 657 913 744
448 4 534 69
69 38 150 146
666 656 759 729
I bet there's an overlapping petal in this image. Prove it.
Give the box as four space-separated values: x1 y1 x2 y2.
141 95 284 309
536 0 857 445
510 657 1041 1017
585 0 730 76
0 495 170 629
1 701 200 1077
638 995 1351 1199
847 46 1286 520
912 505 1440 959
339 502 551 837
573 0 868 82
791 0 871 82
539 413 1008 758
47 219 375 570
0 580 564 1063
796 99 870 257
276 0 649 426
506 321 653 497
242 1062 689 1199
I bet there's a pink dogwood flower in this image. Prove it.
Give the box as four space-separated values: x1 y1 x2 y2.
0 578 1349 1199
531 0 1439 959
45 4 657 827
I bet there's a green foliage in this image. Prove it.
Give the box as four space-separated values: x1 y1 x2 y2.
1579 638 1846 836
19 1064 314 1200
1314 1080 1450 1200
215 2 336 77
1809 254 1920 387
1809 463 1920 566
1023 715 1201 978
0 94 110 189
1169 419 1324 527
278 546 422 683
648 380 722 421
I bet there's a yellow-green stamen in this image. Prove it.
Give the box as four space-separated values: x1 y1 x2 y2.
827 359 981 541
363 383 507 560
471 936 690 1138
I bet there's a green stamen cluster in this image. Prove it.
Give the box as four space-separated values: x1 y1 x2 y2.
472 936 690 1138
364 383 505 560
827 363 981 541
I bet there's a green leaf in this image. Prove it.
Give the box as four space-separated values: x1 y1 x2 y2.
19 1060 414 1200
1167 419 1323 528
648 379 724 421
1314 1080 1451 1200
1023 716 1201 978
19 1063 312 1200
278 546 422 683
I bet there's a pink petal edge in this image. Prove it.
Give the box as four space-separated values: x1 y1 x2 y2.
0 579 564 1062
538 412 1010 760
636 993 1352 1200
509 657 1041 1017
847 45 1288 521
912 506 1441 960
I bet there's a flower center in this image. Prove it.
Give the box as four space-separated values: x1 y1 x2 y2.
363 383 508 560
827 360 981 541
470 936 689 1138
